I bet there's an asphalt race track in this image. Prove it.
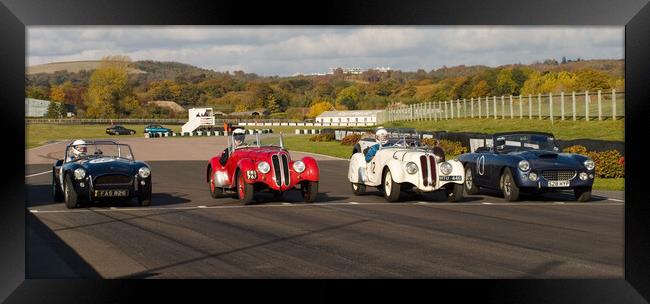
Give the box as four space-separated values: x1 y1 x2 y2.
26 146 624 278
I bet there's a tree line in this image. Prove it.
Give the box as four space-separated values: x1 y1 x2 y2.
26 56 624 120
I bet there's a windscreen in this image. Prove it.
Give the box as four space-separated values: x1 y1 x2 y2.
66 143 135 162
496 134 557 151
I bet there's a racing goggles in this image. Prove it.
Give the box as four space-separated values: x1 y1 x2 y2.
233 134 246 142
75 145 87 153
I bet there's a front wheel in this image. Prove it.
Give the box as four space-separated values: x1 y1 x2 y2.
138 189 152 206
574 187 592 202
445 183 464 202
382 169 401 202
464 164 480 195
236 170 255 204
351 183 366 195
500 168 520 202
130 131 135 135
301 181 318 203
63 175 78 209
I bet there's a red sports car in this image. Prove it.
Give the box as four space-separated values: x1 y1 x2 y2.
206 134 320 204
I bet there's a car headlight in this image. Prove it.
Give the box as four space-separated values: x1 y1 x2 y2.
293 160 306 173
518 160 530 172
138 166 151 178
405 162 418 174
529 172 538 181
584 159 595 171
579 172 588 180
440 162 453 175
73 168 86 180
257 161 271 174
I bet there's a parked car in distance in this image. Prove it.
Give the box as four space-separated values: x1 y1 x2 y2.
52 140 152 208
457 131 595 202
106 125 136 135
144 124 172 134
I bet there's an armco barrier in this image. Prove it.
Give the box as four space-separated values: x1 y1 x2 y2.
146 129 272 138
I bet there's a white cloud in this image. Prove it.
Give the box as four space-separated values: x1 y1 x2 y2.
27 26 623 76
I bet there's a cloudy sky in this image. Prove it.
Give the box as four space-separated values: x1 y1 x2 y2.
27 26 623 76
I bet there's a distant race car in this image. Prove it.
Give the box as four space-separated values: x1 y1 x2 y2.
457 131 595 202
144 124 172 134
348 135 465 202
52 140 152 208
106 125 136 135
206 134 320 204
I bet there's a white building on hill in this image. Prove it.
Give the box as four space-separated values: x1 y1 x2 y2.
316 110 382 126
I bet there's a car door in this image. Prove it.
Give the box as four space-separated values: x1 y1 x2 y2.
474 149 498 188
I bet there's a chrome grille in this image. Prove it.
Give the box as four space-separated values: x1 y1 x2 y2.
420 155 428 186
272 155 282 186
429 155 436 184
94 174 132 185
541 170 576 181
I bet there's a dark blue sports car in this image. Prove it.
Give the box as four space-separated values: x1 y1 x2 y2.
52 140 152 208
457 132 595 202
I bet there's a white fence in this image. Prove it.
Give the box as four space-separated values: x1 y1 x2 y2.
238 122 376 127
378 89 624 124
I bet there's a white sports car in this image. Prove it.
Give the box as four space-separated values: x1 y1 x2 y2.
348 138 465 202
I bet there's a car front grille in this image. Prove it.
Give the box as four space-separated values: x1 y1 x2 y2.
541 170 576 181
272 153 291 187
420 155 429 186
94 174 132 185
419 154 437 187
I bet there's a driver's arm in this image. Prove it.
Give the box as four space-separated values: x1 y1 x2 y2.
219 148 229 166
365 144 379 162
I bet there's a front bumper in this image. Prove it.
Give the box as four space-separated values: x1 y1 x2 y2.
516 170 594 190
72 175 152 201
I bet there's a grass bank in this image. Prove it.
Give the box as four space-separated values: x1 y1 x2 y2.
384 118 624 141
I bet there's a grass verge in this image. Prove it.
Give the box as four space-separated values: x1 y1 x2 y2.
384 118 624 141
592 178 624 191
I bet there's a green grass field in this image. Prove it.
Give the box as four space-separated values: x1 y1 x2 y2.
25 124 182 149
592 178 625 191
384 118 624 141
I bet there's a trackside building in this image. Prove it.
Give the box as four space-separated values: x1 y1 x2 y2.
315 110 382 126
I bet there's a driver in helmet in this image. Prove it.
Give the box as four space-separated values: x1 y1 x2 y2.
220 128 247 166
365 127 390 162
67 139 88 162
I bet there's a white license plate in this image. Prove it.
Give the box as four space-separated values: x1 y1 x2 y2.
95 189 129 197
548 180 570 187
439 175 462 181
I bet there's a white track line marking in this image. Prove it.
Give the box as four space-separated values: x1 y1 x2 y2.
608 198 624 202
25 171 50 178
27 201 624 214
553 202 565 204
349 202 360 204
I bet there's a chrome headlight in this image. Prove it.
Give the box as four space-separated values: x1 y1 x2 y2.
440 162 453 175
529 172 538 181
293 160 306 173
138 166 151 178
579 172 588 180
257 161 271 174
405 162 418 174
584 159 595 171
518 160 530 172
73 168 86 180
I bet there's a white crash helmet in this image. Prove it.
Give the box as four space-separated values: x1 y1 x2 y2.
232 128 246 144
375 127 389 145
71 139 87 156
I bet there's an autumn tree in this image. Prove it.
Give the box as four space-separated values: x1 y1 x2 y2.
85 56 132 118
307 101 334 118
335 86 360 110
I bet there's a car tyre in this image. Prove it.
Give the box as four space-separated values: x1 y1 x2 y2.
464 164 480 195
53 173 64 202
209 167 224 198
301 181 318 203
351 182 366 195
574 186 592 202
500 168 520 202
382 169 401 202
63 174 78 209
130 131 135 135
138 189 152 206
236 170 255 204
445 183 464 202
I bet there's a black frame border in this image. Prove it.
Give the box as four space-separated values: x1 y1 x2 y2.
2 0 649 302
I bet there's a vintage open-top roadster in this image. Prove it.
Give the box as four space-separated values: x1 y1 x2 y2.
457 131 595 202
52 140 152 208
348 135 465 202
206 133 320 204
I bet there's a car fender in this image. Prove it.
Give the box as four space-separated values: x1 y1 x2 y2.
384 158 409 184
207 155 230 186
437 159 466 187
296 156 319 182
348 153 367 183
236 158 257 183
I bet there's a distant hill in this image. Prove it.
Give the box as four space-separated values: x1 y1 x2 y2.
27 60 147 75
